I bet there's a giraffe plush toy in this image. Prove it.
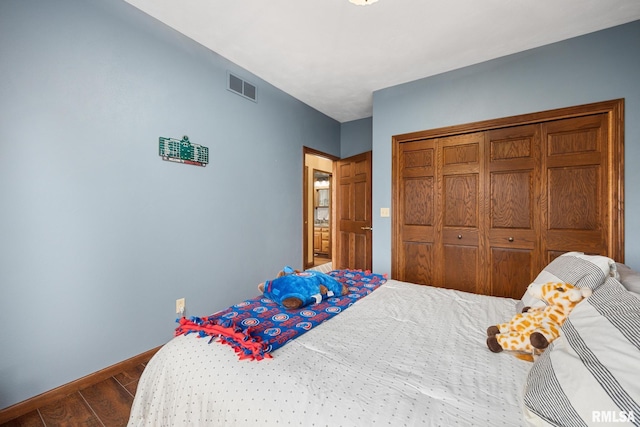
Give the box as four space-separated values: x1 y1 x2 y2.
486 282 592 362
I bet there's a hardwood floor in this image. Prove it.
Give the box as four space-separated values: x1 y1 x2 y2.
313 255 331 267
0 357 151 427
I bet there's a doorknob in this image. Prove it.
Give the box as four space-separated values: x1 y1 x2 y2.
361 226 373 231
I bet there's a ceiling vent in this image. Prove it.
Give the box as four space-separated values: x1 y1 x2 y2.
227 72 257 102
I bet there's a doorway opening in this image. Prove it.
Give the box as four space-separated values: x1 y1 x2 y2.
303 147 338 270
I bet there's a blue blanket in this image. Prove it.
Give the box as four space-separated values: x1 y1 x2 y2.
175 269 386 360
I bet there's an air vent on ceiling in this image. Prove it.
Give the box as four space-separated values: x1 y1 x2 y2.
227 72 257 102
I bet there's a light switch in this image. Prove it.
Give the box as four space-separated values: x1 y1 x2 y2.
380 208 390 217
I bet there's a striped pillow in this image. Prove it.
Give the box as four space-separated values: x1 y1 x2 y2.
522 277 640 426
517 252 615 312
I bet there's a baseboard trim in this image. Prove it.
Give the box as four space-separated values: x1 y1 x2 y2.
0 345 162 424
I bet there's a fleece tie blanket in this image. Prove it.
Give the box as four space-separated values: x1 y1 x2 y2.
175 269 386 360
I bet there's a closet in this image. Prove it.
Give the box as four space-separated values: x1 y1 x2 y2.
392 99 624 299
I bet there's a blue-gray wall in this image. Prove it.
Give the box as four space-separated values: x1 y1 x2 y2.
0 0 339 409
372 20 640 276
341 117 372 158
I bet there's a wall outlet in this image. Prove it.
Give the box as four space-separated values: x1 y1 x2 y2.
380 207 390 217
176 298 185 314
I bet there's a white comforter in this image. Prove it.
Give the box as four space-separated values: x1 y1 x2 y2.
129 279 532 426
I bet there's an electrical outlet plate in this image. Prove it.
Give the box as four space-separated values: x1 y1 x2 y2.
380 207 390 217
176 298 185 314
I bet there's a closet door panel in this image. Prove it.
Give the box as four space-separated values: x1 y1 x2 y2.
443 245 478 292
396 140 436 284
402 176 434 242
443 174 478 227
547 166 599 230
542 114 609 257
489 248 533 298
439 133 484 293
403 242 435 285
490 171 532 229
486 125 541 297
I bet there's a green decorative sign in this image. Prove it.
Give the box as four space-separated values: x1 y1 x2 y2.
159 135 208 167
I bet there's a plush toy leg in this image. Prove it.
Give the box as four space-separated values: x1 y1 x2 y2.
530 332 549 349
491 314 528 335
494 332 534 353
486 335 503 353
487 325 500 336
529 323 560 349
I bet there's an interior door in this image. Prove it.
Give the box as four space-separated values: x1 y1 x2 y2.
335 151 372 270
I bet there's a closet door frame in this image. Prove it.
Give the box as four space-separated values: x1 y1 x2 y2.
391 98 625 287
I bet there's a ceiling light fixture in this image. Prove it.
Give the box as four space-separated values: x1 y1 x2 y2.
349 0 378 5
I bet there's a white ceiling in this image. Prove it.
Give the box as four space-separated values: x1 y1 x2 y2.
123 0 640 123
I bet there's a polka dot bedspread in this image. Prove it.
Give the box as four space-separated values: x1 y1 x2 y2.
128 279 532 426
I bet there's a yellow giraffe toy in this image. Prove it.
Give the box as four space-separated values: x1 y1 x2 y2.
486 282 592 362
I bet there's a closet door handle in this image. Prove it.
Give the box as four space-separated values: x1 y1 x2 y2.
361 226 373 231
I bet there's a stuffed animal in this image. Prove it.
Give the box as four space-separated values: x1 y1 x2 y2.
258 266 348 310
486 282 592 361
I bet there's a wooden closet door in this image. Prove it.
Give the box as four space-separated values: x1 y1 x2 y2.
485 125 542 298
392 100 624 296
438 133 485 294
395 139 437 285
541 114 610 262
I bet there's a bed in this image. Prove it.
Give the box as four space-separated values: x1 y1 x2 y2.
128 254 640 426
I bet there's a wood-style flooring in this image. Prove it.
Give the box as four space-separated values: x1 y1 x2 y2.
0 357 151 427
313 255 331 267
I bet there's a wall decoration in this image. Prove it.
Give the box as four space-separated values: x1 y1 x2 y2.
159 135 209 167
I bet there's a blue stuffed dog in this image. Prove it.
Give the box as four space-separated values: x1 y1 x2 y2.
259 266 348 309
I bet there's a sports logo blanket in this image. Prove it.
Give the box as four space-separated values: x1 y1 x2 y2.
175 270 386 360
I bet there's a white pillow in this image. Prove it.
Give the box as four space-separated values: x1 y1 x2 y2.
517 252 615 312
615 262 640 294
523 276 640 426
306 262 333 274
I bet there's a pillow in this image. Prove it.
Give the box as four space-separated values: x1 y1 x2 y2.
517 252 615 312
306 262 333 274
615 262 640 294
523 276 640 426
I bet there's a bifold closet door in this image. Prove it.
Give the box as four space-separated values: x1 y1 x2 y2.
485 125 542 298
395 132 486 294
541 114 610 263
395 139 437 285
438 132 485 294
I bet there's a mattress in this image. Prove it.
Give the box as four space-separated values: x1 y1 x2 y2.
128 279 532 426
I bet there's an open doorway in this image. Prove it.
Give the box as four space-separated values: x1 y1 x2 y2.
303 147 339 270
312 169 331 266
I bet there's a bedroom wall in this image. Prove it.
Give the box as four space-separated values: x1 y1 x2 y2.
341 117 373 158
372 20 640 275
0 0 340 409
